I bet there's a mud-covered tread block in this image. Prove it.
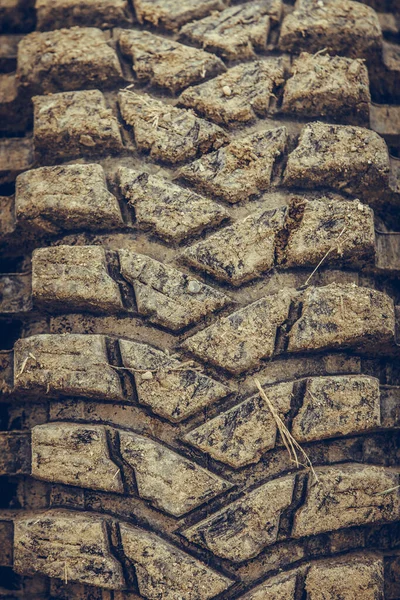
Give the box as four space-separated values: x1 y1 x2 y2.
183 381 293 468
15 164 124 234
179 59 285 125
118 89 228 164
370 104 400 147
35 0 132 31
32 245 123 313
281 52 371 125
0 431 31 475
293 464 400 537
304 553 384 600
0 0 35 34
119 29 225 94
0 73 30 134
119 251 230 330
0 34 22 71
120 523 233 598
119 339 230 421
33 90 123 163
0 196 15 239
289 283 395 353
370 41 400 103
292 375 381 442
183 475 295 561
118 167 228 242
241 572 297 600
14 511 125 589
181 206 287 285
283 122 390 200
178 127 287 203
281 197 375 268
179 1 281 60
133 0 230 31
31 423 124 492
17 27 123 94
183 290 293 374
0 137 33 185
13 334 123 400
279 0 382 59
119 431 232 516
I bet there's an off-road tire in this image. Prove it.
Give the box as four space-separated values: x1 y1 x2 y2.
1 0 400 598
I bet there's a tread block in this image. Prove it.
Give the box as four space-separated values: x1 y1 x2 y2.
14 511 125 589
0 431 31 475
185 375 382 467
15 164 124 234
119 29 225 94
119 339 230 421
0 34 22 72
240 572 297 599
304 552 384 600
183 381 293 468
279 0 382 59
0 195 15 238
17 28 123 95
183 475 295 561
119 431 232 516
283 122 390 200
31 423 124 492
0 72 30 134
0 0 35 34
370 104 400 147
370 41 400 103
13 334 123 400
35 0 132 30
281 52 371 125
133 0 230 31
179 59 285 126
118 167 228 242
240 553 384 599
293 464 400 537
281 197 375 268
183 290 293 374
33 90 123 163
288 283 395 353
32 246 123 313
178 127 287 203
119 251 230 330
120 523 233 598
181 206 287 285
292 375 381 442
118 90 228 164
0 137 33 185
179 1 282 60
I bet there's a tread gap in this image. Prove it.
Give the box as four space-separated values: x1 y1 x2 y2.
107 519 140 592
274 297 303 354
105 336 137 401
277 472 308 541
106 250 136 311
105 427 139 496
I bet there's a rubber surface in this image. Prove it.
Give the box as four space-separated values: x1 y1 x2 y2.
1 0 400 598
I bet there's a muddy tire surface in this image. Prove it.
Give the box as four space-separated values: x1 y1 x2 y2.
1 0 400 598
